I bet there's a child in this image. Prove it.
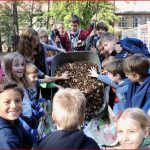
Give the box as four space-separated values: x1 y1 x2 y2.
85 21 108 52
0 82 36 148
49 21 63 49
57 22 71 52
98 32 150 59
4 52 33 122
88 58 129 112
114 108 150 149
106 59 130 114
123 53 150 114
38 28 53 45
68 15 96 51
33 88 99 149
18 28 66 100
26 63 64 103
101 56 115 75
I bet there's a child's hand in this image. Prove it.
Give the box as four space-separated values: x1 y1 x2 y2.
58 48 66 53
91 14 97 23
60 71 69 80
88 67 98 78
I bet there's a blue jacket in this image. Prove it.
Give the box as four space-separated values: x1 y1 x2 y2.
116 37 150 59
0 116 35 149
113 79 130 114
33 129 99 149
125 76 150 114
97 75 117 88
116 79 130 103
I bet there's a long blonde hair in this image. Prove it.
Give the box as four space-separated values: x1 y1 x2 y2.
117 108 149 130
4 52 32 88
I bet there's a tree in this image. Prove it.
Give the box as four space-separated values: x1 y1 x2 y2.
11 1 19 51
43 1 117 31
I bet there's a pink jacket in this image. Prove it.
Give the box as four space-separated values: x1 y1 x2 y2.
0 62 4 83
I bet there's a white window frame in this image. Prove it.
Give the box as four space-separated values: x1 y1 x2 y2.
119 16 128 27
132 16 141 27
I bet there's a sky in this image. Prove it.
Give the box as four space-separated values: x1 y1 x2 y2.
115 1 150 13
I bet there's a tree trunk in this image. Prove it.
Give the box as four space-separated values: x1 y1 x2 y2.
0 32 2 53
29 1 34 27
46 0 50 29
12 1 19 51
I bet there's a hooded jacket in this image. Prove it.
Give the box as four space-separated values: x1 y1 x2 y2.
33 129 99 149
0 116 35 149
125 76 150 114
116 37 150 58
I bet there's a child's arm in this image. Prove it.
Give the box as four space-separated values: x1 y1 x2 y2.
88 67 117 88
39 71 69 83
42 42 66 53
40 82 64 90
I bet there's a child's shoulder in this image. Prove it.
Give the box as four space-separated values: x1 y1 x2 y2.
0 117 19 137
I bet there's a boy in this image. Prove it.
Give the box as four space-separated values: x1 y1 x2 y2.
123 53 150 114
68 15 96 51
98 32 150 59
33 88 99 149
85 21 108 52
0 82 36 148
106 59 130 114
88 59 130 113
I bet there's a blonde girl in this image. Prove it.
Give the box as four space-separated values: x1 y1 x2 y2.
115 108 150 149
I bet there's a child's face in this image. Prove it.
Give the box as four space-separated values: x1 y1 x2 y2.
0 89 22 121
39 33 48 43
101 40 115 55
12 58 25 80
70 22 79 32
57 24 65 35
125 72 139 83
28 73 37 83
107 72 119 83
97 29 106 36
117 118 148 149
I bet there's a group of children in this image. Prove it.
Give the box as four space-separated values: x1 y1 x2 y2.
0 76 150 149
90 53 150 112
0 14 150 149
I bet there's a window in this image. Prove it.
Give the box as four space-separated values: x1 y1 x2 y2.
132 17 141 27
119 16 128 27
145 16 150 24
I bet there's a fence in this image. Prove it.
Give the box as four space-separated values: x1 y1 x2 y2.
122 23 150 52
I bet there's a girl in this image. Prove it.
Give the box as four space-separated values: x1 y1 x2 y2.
18 27 65 75
4 52 68 126
114 108 150 149
4 52 36 127
17 28 67 100
57 22 71 52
